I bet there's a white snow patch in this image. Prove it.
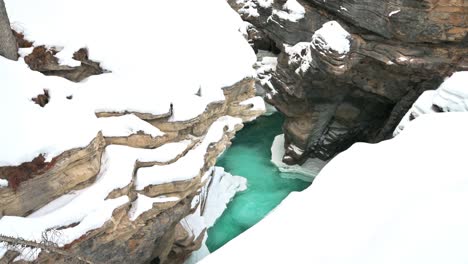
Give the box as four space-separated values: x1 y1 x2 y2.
397 56 408 62
183 167 247 264
433 71 468 112
274 0 306 22
136 116 243 189
394 90 436 136
258 0 274 8
18 47 33 57
271 134 327 181
240 96 266 112
97 114 164 138
389 9 401 17
312 21 351 55
129 194 180 221
202 167 247 226
394 71 468 136
0 179 8 188
340 6 349 11
254 50 278 91
285 43 313 75
204 112 468 264
238 0 260 17
54 47 81 67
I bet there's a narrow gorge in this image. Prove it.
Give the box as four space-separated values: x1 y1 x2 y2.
206 113 310 253
0 0 467 263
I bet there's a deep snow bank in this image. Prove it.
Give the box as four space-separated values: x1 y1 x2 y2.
204 112 468 264
203 72 468 263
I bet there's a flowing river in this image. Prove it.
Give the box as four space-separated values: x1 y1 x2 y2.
206 113 312 252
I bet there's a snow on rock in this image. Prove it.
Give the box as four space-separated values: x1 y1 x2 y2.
54 46 81 67
129 194 180 221
183 167 247 264
257 0 274 8
18 47 33 57
240 96 266 112
271 134 327 181
238 0 260 17
394 71 468 136
312 21 351 55
97 114 164 138
1 0 255 166
204 112 468 264
0 179 8 188
394 90 437 136
254 50 278 90
388 9 401 17
237 0 304 22
273 0 306 22
285 42 313 75
0 141 190 260
136 116 243 189
432 71 468 112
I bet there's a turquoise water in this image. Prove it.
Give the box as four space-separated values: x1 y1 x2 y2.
206 113 312 252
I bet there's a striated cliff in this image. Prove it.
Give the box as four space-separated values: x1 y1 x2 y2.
229 0 467 164
0 0 265 263
0 74 263 264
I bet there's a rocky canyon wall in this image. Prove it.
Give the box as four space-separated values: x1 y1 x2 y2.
230 0 467 164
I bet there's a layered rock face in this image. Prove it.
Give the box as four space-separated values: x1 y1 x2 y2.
230 0 467 163
1 1 262 263
0 76 263 263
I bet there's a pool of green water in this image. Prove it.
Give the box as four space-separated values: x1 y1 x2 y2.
206 113 312 252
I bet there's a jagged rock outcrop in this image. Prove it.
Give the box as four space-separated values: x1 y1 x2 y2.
23 46 105 82
229 0 467 164
0 76 264 263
